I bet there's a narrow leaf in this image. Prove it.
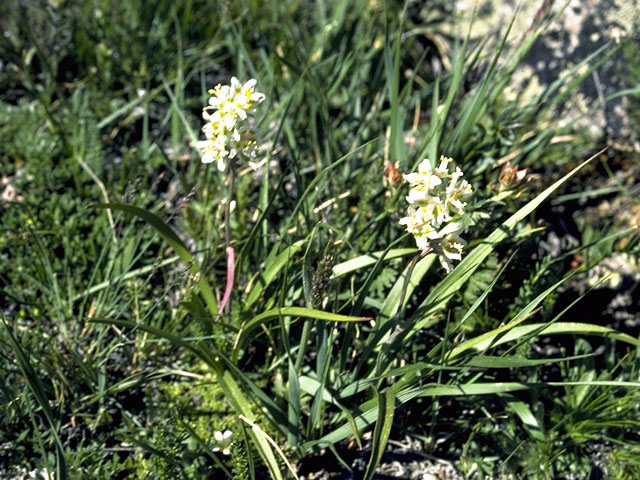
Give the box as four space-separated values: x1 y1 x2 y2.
332 248 417 278
364 389 395 480
235 307 372 352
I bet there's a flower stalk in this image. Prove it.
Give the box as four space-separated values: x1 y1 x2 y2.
197 78 265 321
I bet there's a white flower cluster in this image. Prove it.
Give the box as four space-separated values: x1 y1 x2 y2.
400 155 473 272
13 467 53 479
196 77 265 171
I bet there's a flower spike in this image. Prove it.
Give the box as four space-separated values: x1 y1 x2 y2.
400 155 473 272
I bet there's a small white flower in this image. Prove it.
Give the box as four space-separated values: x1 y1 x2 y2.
435 155 452 177
25 468 53 480
1 184 17 202
212 430 233 456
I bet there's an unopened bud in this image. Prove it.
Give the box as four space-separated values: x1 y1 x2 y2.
499 161 527 189
383 160 402 186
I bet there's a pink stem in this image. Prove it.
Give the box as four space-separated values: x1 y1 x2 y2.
215 246 235 323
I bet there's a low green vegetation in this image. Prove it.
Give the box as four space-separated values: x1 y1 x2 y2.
1 1 639 479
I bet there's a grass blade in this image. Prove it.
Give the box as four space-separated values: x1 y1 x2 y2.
363 388 395 480
331 248 417 278
234 307 372 352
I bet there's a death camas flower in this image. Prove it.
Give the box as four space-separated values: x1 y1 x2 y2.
400 155 473 272
196 77 265 171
